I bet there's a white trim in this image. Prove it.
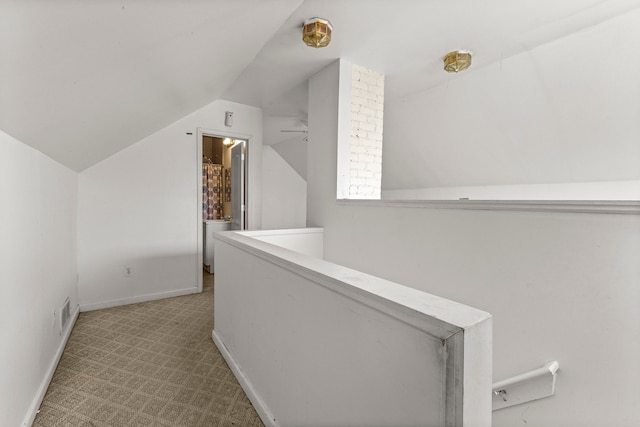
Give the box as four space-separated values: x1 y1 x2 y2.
22 304 80 427
79 287 198 312
196 130 203 293
335 60 353 200
212 331 278 427
236 227 323 238
339 199 640 215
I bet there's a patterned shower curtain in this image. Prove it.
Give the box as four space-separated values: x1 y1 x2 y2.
203 164 223 220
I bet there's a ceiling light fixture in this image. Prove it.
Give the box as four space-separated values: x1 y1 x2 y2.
302 17 333 48
443 50 472 73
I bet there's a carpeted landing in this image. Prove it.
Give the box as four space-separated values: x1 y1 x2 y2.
33 273 263 426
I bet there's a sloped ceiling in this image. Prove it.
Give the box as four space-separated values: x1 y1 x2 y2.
382 7 640 191
224 0 639 191
224 0 638 140
0 0 302 171
2 0 637 176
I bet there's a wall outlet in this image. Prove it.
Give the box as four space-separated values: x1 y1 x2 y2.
124 266 133 277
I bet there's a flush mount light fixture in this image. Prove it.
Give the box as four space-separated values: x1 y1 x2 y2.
223 138 234 146
302 17 333 48
443 50 472 73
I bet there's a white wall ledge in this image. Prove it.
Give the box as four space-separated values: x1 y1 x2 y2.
338 199 640 215
216 229 491 338
213 228 493 426
237 227 324 238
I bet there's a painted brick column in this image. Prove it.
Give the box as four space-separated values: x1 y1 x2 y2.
349 64 384 199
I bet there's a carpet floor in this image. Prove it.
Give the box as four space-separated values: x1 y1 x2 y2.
33 273 263 426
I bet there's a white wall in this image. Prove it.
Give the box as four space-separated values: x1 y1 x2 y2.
382 10 640 197
0 130 78 426
241 228 323 259
78 99 263 310
214 229 491 427
261 146 306 230
307 61 640 426
323 206 640 427
307 60 347 227
270 138 308 181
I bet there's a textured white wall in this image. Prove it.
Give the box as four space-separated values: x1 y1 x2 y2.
307 60 640 427
349 64 384 199
261 146 306 230
78 99 263 310
0 130 78 426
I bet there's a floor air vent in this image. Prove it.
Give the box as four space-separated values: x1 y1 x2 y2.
60 297 71 335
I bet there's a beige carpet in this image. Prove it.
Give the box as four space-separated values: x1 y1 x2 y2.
33 273 263 426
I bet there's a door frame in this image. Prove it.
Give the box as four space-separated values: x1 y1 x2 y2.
196 127 251 292
230 140 247 231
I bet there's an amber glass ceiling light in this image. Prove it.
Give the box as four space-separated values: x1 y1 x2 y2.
302 18 333 48
443 50 472 73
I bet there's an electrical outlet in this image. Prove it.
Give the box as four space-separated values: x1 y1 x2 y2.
124 266 133 277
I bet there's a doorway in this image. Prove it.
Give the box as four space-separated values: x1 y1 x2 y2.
197 129 249 291
202 136 244 224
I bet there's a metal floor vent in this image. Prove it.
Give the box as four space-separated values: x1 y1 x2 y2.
60 297 71 335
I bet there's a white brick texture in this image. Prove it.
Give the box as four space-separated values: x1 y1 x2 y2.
350 64 384 199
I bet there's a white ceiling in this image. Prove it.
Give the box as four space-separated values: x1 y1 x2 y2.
0 0 302 171
383 7 640 191
2 0 637 172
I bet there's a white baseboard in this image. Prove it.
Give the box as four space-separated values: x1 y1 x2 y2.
22 304 80 427
212 330 278 427
79 287 199 312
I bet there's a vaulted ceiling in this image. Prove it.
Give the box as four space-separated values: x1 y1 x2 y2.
0 0 303 171
2 0 637 173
